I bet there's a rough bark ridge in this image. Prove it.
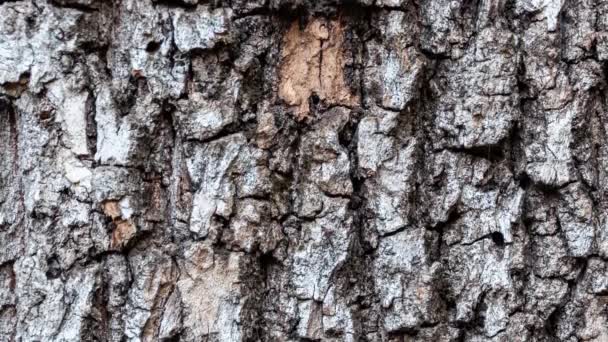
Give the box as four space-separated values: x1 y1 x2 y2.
1 0 608 341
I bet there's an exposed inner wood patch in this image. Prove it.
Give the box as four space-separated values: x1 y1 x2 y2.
103 200 137 249
278 18 358 120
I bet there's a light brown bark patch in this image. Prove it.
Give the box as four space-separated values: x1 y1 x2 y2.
111 220 137 249
103 200 137 249
103 201 121 219
278 18 358 120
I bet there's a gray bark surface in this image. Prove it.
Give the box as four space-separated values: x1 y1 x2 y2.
1 0 608 341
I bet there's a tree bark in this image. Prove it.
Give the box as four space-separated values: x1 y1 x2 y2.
1 0 608 341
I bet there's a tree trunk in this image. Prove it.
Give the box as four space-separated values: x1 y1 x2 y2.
1 0 608 341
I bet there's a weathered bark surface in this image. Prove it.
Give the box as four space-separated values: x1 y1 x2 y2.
1 0 608 340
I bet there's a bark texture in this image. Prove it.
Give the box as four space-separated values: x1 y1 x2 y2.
1 0 608 341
